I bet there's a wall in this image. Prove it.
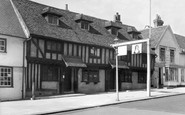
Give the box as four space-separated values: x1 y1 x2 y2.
0 35 24 101
121 72 146 90
0 67 22 100
78 69 105 93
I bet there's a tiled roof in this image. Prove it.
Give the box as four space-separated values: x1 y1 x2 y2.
174 34 185 49
0 0 26 38
140 26 168 48
12 0 150 53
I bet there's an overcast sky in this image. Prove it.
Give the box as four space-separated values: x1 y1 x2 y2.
31 0 185 35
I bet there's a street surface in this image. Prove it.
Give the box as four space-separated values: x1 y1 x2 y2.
51 94 185 115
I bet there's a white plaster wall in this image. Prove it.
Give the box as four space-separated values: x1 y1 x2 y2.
0 67 22 101
0 35 25 101
78 69 105 93
0 35 24 66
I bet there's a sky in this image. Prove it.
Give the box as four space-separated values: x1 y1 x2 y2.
31 0 185 35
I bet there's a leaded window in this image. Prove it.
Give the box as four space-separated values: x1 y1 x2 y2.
82 69 99 83
0 67 13 87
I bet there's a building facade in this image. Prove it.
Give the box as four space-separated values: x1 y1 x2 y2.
141 15 185 88
0 0 27 100
1 0 155 100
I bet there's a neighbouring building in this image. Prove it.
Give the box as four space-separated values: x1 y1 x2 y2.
0 0 27 100
141 14 185 88
0 0 155 101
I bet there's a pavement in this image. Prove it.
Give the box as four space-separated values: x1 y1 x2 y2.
1 87 185 115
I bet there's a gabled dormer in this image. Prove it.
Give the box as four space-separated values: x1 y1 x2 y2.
42 7 71 29
75 14 101 35
127 26 141 40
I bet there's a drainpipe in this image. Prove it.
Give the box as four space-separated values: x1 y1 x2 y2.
22 36 31 99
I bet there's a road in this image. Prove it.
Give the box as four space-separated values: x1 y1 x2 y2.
50 94 185 115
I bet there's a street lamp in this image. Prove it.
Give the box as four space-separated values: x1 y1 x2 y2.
114 37 119 101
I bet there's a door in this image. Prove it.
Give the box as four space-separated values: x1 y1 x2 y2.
63 68 72 92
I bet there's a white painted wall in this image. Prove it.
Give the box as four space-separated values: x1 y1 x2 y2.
154 28 184 86
0 67 23 100
0 34 25 101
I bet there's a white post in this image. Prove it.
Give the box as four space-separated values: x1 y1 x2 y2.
147 40 151 97
147 0 151 97
115 47 119 101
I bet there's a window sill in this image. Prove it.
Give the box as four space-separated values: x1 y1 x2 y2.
0 86 13 88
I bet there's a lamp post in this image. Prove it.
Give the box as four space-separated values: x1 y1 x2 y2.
114 37 119 101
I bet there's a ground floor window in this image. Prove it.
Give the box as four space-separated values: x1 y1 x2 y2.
82 69 99 83
41 65 58 81
165 68 178 82
120 70 132 83
0 67 13 87
138 71 146 83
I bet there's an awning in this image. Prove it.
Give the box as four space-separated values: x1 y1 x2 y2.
62 56 87 68
170 64 185 68
109 60 129 69
155 62 165 67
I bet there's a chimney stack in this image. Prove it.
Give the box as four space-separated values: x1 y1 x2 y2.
153 14 164 27
65 4 69 11
114 12 121 23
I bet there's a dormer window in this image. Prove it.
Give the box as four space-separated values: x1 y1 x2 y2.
127 26 141 40
47 14 59 25
111 27 119 35
81 21 89 30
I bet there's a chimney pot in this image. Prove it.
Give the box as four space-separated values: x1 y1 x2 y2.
114 12 121 23
153 14 164 27
65 4 69 11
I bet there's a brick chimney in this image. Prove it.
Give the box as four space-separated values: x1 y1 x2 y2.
153 14 164 27
114 12 122 23
65 4 69 11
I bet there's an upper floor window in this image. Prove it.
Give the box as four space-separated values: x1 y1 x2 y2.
48 15 59 25
90 47 100 58
170 49 175 63
138 71 146 83
81 21 89 30
0 67 13 87
0 38 6 53
160 47 165 61
46 41 62 53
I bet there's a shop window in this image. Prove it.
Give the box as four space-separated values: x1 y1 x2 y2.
120 70 132 83
89 47 100 58
0 38 6 53
0 67 13 87
168 68 178 82
82 69 99 83
181 69 185 82
138 71 146 83
42 65 58 81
